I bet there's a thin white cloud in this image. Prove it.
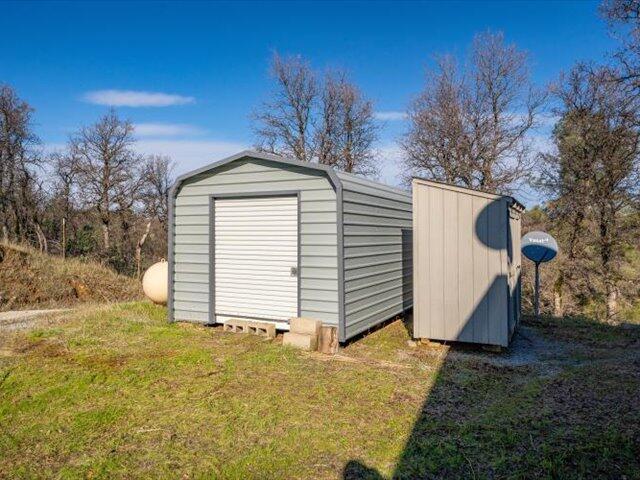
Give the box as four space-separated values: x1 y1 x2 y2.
83 90 195 107
537 113 560 129
374 111 408 121
133 139 247 173
528 133 555 155
375 143 406 187
133 123 205 137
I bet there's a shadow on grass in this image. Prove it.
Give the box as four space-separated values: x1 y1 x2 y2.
342 197 640 479
342 313 640 479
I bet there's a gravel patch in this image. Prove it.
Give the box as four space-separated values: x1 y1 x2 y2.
0 309 69 332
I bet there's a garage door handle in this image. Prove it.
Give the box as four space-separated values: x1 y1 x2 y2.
290 267 298 277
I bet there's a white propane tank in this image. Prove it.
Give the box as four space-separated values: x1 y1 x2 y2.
142 259 168 305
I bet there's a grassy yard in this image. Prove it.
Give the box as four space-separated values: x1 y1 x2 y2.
1 303 639 479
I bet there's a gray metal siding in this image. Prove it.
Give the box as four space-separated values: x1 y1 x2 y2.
337 172 413 339
412 179 521 347
172 158 339 325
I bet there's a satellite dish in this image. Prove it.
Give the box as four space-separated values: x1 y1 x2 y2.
522 231 558 264
521 231 559 318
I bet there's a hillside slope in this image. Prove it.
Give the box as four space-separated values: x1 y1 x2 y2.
0 243 143 311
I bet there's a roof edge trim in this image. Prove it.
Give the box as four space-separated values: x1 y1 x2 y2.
170 150 342 195
412 177 525 211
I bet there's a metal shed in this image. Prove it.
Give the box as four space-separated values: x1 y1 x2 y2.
168 150 412 342
412 178 524 347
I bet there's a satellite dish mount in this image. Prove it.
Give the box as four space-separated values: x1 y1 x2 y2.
521 231 558 318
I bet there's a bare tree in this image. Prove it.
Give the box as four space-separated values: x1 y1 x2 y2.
601 0 640 94
0 88 176 276
0 85 43 243
315 72 343 168
48 151 78 257
135 155 175 277
253 54 379 175
402 56 470 185
601 0 640 24
539 66 640 321
141 154 174 225
316 72 379 175
402 32 546 193
69 110 144 252
254 53 317 161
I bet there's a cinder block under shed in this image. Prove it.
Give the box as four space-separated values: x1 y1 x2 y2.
283 331 318 351
283 317 322 351
223 318 276 339
289 317 322 337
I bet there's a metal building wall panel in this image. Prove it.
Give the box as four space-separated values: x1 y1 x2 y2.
412 185 428 340
172 158 339 325
429 187 444 340
337 172 413 339
443 188 459 341
472 196 489 344
488 199 509 346
457 193 474 343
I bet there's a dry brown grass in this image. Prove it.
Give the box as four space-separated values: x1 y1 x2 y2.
0 243 143 311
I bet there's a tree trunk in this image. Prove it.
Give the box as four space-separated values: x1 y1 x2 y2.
41 225 48 253
136 220 152 279
32 221 48 253
553 273 564 317
606 283 618 323
101 222 110 251
61 217 66 259
553 291 563 318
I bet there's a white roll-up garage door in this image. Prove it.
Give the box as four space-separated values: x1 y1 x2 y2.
214 195 299 322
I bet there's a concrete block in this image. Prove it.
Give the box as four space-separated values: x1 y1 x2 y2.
260 323 276 339
283 332 318 351
247 322 276 339
225 319 276 339
289 317 322 337
224 319 248 333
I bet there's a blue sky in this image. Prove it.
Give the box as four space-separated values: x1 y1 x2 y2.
0 1 618 204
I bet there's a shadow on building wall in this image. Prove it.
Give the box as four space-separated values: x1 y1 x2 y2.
401 228 413 311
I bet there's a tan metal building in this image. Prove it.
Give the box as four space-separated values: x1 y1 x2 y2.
412 178 524 347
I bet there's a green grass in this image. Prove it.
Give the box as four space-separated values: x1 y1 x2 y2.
1 303 639 479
